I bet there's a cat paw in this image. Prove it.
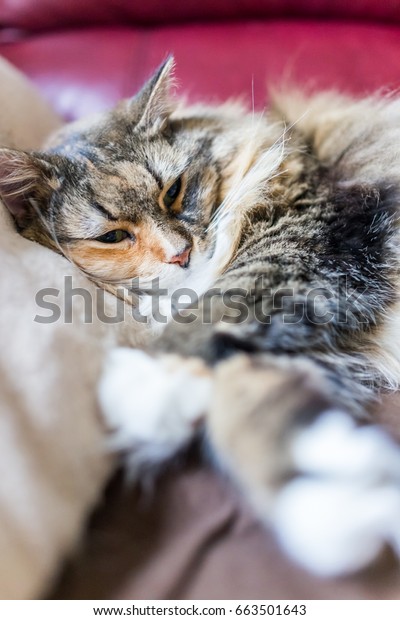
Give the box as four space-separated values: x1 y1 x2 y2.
271 410 400 577
98 348 212 473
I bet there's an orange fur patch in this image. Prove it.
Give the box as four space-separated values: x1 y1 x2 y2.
65 219 187 281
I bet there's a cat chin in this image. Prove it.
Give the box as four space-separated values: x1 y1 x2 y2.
155 249 216 299
132 265 201 327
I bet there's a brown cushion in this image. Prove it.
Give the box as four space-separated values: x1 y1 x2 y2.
50 393 400 600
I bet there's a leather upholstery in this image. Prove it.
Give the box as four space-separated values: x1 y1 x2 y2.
0 2 399 121
0 0 399 30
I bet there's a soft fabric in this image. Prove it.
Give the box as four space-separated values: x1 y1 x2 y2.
52 394 400 600
0 58 141 598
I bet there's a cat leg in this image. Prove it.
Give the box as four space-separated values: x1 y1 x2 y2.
98 347 212 477
99 347 400 576
208 353 400 577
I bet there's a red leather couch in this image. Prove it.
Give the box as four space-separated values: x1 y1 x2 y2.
1 1 400 121
3 0 400 600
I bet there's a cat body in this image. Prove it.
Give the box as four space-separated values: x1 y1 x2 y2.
2 59 400 576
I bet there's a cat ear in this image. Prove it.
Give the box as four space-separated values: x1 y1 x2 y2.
0 148 59 228
133 56 176 133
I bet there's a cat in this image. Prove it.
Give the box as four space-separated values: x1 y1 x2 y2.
2 57 400 578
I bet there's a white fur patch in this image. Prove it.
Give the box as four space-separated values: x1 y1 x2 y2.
271 410 400 576
98 348 211 475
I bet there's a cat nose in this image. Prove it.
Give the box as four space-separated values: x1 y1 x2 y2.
168 244 192 268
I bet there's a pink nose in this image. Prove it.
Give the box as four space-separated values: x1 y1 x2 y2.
168 245 191 268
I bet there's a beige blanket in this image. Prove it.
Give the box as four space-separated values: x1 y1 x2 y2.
0 58 136 599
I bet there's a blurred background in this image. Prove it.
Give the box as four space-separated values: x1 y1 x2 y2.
0 0 399 120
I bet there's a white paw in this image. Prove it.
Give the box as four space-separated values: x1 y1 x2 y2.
98 348 212 472
271 410 400 577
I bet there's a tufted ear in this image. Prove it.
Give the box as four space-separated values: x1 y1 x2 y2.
131 56 176 133
0 148 59 228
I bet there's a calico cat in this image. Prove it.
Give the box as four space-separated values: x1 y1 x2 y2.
2 57 400 577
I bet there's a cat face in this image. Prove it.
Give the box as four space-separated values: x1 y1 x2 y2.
0 58 237 293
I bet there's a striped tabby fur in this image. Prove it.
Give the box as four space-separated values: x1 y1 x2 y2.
2 58 400 574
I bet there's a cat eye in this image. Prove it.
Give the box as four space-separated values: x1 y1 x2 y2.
163 177 182 209
95 230 132 244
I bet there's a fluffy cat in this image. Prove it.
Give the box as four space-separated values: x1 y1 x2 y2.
2 57 400 577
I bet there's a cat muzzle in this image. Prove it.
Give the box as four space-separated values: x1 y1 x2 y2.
168 245 191 268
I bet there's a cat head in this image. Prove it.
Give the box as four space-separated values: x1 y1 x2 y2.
0 57 241 294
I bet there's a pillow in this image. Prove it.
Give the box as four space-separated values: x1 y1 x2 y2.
0 56 134 598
